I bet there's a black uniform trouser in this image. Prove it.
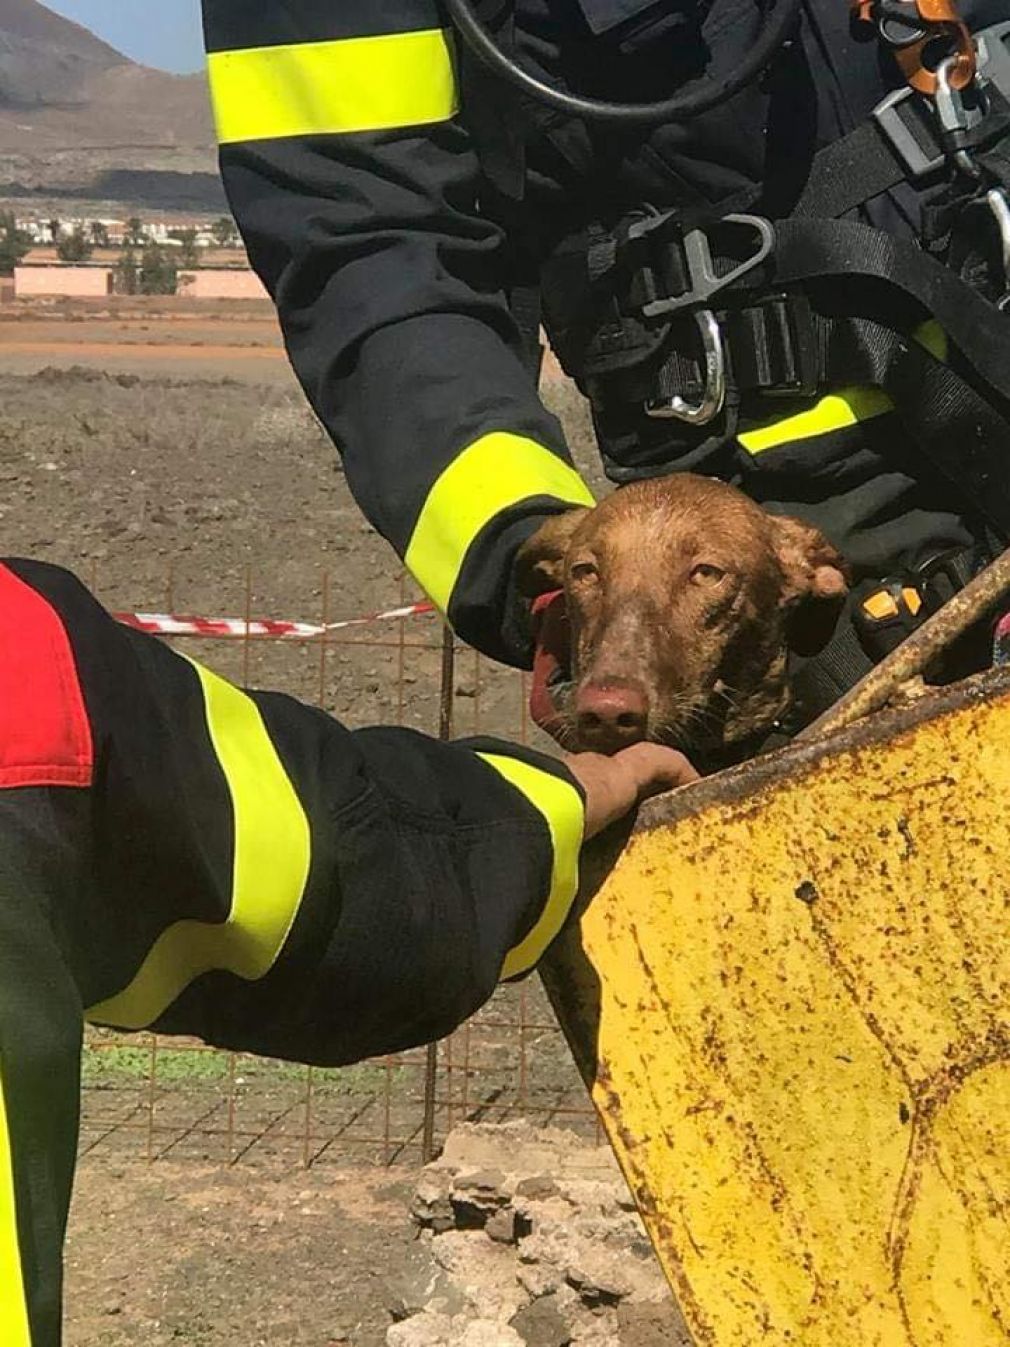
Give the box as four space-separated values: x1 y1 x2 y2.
0 790 83 1347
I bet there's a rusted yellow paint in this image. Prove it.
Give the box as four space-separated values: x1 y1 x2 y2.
550 673 1010 1345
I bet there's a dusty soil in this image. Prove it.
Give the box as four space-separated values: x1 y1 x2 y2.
0 298 290 383
65 1162 416 1346
0 300 617 1346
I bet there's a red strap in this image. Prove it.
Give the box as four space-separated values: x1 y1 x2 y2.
0 563 93 788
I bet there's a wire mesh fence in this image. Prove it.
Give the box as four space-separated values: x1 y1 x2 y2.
80 564 600 1169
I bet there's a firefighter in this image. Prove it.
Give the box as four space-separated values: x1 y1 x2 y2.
201 0 1010 736
0 557 694 1345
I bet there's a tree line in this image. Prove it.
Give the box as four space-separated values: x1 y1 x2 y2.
0 213 240 293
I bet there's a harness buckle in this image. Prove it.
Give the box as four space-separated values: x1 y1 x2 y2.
629 213 775 321
871 19 1010 178
872 87 947 177
644 309 726 425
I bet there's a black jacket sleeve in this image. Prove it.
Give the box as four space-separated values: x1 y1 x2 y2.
200 0 594 666
9 560 585 1068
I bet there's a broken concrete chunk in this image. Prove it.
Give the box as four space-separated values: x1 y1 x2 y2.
564 1247 634 1305
386 1309 453 1347
615 1301 696 1347
509 1294 572 1347
457 1319 526 1347
412 1171 455 1233
513 1175 560 1203
400 1124 671 1346
485 1208 518 1244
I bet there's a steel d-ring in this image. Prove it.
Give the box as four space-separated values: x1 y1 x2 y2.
645 309 726 426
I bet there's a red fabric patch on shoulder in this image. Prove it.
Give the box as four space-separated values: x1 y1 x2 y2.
0 562 93 787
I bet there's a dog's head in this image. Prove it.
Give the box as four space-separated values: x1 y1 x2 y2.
516 475 849 755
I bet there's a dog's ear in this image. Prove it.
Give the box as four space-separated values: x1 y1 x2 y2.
514 508 591 597
769 514 851 656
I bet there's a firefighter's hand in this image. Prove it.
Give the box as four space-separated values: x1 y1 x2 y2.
565 743 700 840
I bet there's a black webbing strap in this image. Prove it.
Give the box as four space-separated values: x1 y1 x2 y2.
793 121 913 220
510 282 544 381
772 219 1010 403
879 327 1010 535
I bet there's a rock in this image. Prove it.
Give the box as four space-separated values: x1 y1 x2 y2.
401 1124 669 1344
457 1320 525 1347
386 1310 453 1347
454 1169 509 1210
430 1230 526 1320
485 1209 518 1244
413 1171 455 1233
385 1245 468 1322
514 1176 559 1203
516 1259 561 1300
510 1295 571 1347
565 1248 634 1305
568 1319 621 1346
615 1302 696 1347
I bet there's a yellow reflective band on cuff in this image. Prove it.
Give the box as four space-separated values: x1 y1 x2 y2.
404 433 595 616
0 1062 30 1347
208 30 459 144
88 660 311 1031
738 320 948 457
477 753 585 981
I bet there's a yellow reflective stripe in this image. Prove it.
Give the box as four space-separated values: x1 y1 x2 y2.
738 320 948 457
208 30 459 144
0 1063 30 1347
405 433 595 615
88 660 311 1031
477 753 585 980
738 386 894 455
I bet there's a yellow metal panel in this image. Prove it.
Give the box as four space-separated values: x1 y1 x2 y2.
545 671 1010 1345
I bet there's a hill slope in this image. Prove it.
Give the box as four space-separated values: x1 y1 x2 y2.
0 0 221 210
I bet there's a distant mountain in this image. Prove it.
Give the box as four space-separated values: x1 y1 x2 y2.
0 0 223 211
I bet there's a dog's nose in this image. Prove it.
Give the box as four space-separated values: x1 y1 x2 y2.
575 681 649 752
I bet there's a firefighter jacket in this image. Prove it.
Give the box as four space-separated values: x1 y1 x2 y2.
0 559 585 1346
201 0 1007 673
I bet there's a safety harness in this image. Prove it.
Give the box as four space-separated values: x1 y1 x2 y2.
535 20 1010 517
449 0 1010 732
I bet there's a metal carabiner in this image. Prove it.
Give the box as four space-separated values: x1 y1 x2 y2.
645 309 727 426
985 187 1010 311
935 55 982 178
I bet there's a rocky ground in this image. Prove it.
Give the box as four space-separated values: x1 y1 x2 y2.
386 1123 692 1347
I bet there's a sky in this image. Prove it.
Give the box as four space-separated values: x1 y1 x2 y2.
42 1 205 74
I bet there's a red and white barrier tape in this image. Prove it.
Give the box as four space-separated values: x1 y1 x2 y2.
114 599 436 640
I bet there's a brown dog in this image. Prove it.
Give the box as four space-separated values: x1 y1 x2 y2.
516 475 850 756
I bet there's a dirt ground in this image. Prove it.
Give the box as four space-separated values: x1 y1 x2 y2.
0 298 616 1346
65 1164 416 1347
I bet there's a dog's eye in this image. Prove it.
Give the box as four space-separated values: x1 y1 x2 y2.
570 561 599 583
691 563 726 585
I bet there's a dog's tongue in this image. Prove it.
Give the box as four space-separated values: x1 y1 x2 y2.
529 590 570 739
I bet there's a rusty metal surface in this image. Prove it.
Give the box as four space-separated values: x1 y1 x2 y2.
544 668 1010 1345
